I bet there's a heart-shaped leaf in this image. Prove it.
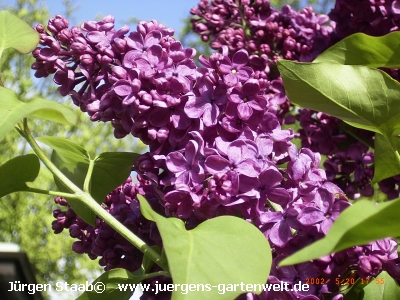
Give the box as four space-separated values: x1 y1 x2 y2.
279 198 400 266
76 268 146 300
91 152 140 203
314 31 400 68
138 195 272 300
0 154 40 198
0 86 77 141
0 10 39 59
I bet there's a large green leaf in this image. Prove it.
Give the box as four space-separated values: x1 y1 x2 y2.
37 137 139 225
314 31 400 68
0 154 40 198
277 60 400 134
0 86 77 140
279 199 400 266
138 195 271 300
0 10 39 59
277 59 400 181
76 268 145 300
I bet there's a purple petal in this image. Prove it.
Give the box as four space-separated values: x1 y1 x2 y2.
232 49 249 67
146 44 163 66
184 96 210 118
202 104 219 126
298 207 325 226
190 164 205 183
166 152 188 173
113 80 132 96
205 155 230 174
269 220 292 247
237 103 252 120
236 68 252 82
288 159 305 180
227 140 247 164
127 31 144 49
143 30 162 48
259 167 283 188
267 188 290 206
223 73 238 86
185 140 198 166
122 50 142 68
239 175 261 194
242 79 260 96
236 160 260 177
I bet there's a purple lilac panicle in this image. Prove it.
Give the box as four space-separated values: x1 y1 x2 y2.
41 10 400 300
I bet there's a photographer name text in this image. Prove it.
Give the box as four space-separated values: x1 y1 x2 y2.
7 280 105 294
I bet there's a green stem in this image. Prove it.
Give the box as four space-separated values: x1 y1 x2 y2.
83 159 94 193
141 271 170 280
25 187 80 199
18 119 169 273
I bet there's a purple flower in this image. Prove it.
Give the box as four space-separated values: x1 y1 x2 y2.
297 188 350 234
184 77 227 126
228 79 267 120
205 139 260 177
134 44 172 78
166 139 205 185
218 48 253 86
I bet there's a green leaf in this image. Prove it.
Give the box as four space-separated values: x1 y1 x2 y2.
0 87 77 140
37 136 94 224
314 31 400 68
373 134 400 183
279 199 400 266
277 59 400 181
362 271 400 300
76 268 144 300
277 60 400 134
138 195 272 300
0 10 39 59
91 152 140 203
0 154 40 198
37 137 139 225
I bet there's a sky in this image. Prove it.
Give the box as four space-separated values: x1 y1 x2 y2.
1 0 201 37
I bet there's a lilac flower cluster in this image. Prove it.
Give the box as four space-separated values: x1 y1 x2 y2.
190 0 335 122
329 0 400 39
32 14 198 153
36 9 400 300
189 0 400 200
